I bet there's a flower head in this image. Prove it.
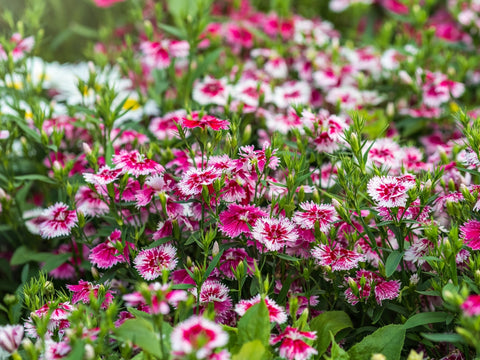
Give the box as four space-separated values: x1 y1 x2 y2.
66 280 114 309
367 175 415 208
461 294 480 316
134 244 178 280
252 217 298 252
181 111 230 131
112 150 164 177
311 244 365 271
0 325 23 353
38 202 78 239
235 295 287 324
271 326 317 360
171 316 229 359
460 220 480 250
218 204 268 238
293 202 338 232
89 229 134 269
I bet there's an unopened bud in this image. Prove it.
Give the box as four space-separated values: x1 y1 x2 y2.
82 142 92 155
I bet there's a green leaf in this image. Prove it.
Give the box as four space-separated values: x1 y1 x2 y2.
403 312 449 329
114 318 164 358
167 0 198 19
204 249 225 281
64 340 85 360
11 246 52 265
347 325 405 360
41 253 72 273
157 23 186 40
385 251 403 278
310 311 353 357
232 340 266 360
237 300 270 347
328 332 350 360
421 333 465 343
15 174 56 185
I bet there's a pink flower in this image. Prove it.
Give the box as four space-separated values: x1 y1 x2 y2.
149 110 186 140
461 294 480 316
367 175 415 208
92 0 125 7
252 217 298 252
75 186 109 217
112 150 164 177
0 325 23 353
293 202 338 232
311 244 365 271
66 280 114 309
237 144 279 173
140 41 170 70
192 280 232 323
24 302 73 338
460 220 480 250
218 204 268 238
83 166 121 185
178 166 223 197
89 229 134 269
193 77 229 106
181 112 230 131
123 282 188 315
44 340 71 360
345 270 401 305
170 316 229 359
235 295 287 324
271 326 317 360
134 244 178 280
38 203 78 239
217 248 255 279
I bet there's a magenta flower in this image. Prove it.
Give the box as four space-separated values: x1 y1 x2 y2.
345 270 401 305
178 166 223 197
134 244 178 280
461 294 480 316
38 202 78 239
192 280 232 323
217 248 255 279
460 220 480 250
66 280 114 309
181 111 230 131
123 282 188 315
293 202 338 232
235 295 287 324
193 77 229 106
112 150 164 177
0 325 24 353
140 40 171 70
311 244 365 271
252 217 298 252
271 326 318 360
89 229 135 269
24 302 73 338
170 316 229 359
75 186 109 217
92 0 125 7
218 204 268 238
367 175 415 208
83 166 122 185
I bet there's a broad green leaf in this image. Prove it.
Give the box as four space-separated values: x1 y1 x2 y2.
237 300 270 347
327 333 350 360
115 318 164 358
41 253 72 273
347 324 405 360
403 312 449 329
310 311 353 357
11 246 53 265
385 251 403 278
64 341 85 360
204 249 225 281
232 340 266 360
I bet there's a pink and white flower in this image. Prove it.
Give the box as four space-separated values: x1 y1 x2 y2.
460 220 480 250
191 280 232 323
193 77 229 106
461 294 480 316
112 150 164 177
83 166 122 186
171 315 229 359
134 244 178 280
0 325 23 353
218 204 268 238
271 326 317 360
38 202 78 239
235 295 287 324
367 175 415 208
311 244 365 271
345 270 401 305
178 166 223 197
252 217 298 252
67 280 114 308
89 229 134 269
181 112 230 131
293 202 338 233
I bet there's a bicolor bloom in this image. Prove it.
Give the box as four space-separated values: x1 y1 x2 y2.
345 270 401 305
24 302 73 338
112 150 164 177
235 295 287 324
191 280 232 323
43 340 71 360
83 166 121 185
66 280 114 309
170 315 229 359
293 202 338 233
252 217 298 252
75 186 109 217
89 229 134 269
181 111 230 131
193 77 229 106
123 282 188 315
134 244 178 280
367 175 415 208
178 166 223 197
38 202 78 239
217 248 255 279
218 204 268 238
461 294 480 316
271 326 318 360
460 220 480 250
0 325 23 353
311 244 365 271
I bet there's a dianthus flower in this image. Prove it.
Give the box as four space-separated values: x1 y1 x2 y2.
38 202 78 239
89 229 135 269
171 316 229 359
461 294 480 316
235 295 287 324
191 280 232 323
134 244 178 280
218 204 268 238
271 326 318 360
0 325 23 354
345 270 401 305
112 150 164 177
83 166 122 185
367 175 415 208
311 244 365 271
252 217 298 252
293 202 338 232
460 219 480 250
178 166 222 197
181 111 230 131
66 280 114 309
